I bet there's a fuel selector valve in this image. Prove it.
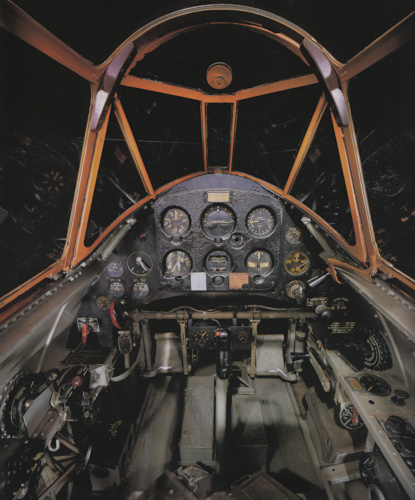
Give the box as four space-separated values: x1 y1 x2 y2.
215 330 231 380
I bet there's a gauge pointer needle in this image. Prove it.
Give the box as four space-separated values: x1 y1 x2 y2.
136 256 150 272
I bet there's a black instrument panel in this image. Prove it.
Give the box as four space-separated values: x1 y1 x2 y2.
71 175 318 349
88 175 316 312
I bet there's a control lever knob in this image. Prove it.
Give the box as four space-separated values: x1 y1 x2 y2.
215 330 231 380
293 283 306 305
315 304 334 323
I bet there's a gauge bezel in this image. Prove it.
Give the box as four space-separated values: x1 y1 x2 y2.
246 206 276 238
358 374 391 396
95 295 112 310
132 281 150 299
106 261 124 278
161 207 191 238
201 203 236 240
245 249 273 277
205 250 233 277
108 280 126 298
285 225 303 245
127 251 154 276
164 250 192 278
284 251 310 276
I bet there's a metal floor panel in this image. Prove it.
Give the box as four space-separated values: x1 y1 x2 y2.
253 378 325 499
120 375 186 496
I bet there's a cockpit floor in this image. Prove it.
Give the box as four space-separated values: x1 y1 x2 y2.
119 372 326 499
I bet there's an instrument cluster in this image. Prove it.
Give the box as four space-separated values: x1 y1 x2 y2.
89 176 317 316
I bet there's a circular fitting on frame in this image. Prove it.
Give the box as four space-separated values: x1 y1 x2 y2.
206 63 232 89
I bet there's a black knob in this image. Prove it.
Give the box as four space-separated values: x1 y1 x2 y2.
315 305 334 323
391 389 410 406
213 276 224 286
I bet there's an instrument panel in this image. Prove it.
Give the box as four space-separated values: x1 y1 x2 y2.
86 176 316 317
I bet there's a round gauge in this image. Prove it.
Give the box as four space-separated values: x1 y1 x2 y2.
284 251 310 276
237 330 250 343
127 251 153 276
132 281 150 299
286 280 306 299
162 208 190 237
385 416 406 437
193 330 212 345
285 226 303 244
205 250 232 276
164 250 192 278
106 261 124 278
338 404 365 430
202 204 235 239
108 280 125 298
33 168 67 197
246 207 276 237
246 250 273 277
359 374 391 396
95 296 111 310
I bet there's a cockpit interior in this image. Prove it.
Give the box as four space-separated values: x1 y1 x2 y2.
0 1 414 499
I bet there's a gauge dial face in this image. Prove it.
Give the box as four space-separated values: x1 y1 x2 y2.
164 250 192 278
286 280 305 299
206 250 232 276
127 251 153 276
339 404 365 430
246 207 276 237
237 330 250 343
284 251 310 276
162 208 190 237
359 374 391 396
193 330 212 345
95 295 111 310
246 250 273 277
106 261 124 278
285 226 303 244
202 204 235 239
108 280 125 297
132 281 150 299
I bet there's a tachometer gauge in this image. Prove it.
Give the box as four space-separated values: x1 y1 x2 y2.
106 261 124 278
284 251 310 276
95 295 111 310
205 250 232 276
202 204 235 239
127 251 153 276
246 250 273 277
108 280 125 298
285 226 303 244
246 207 276 237
132 281 150 299
162 208 190 237
164 250 192 278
